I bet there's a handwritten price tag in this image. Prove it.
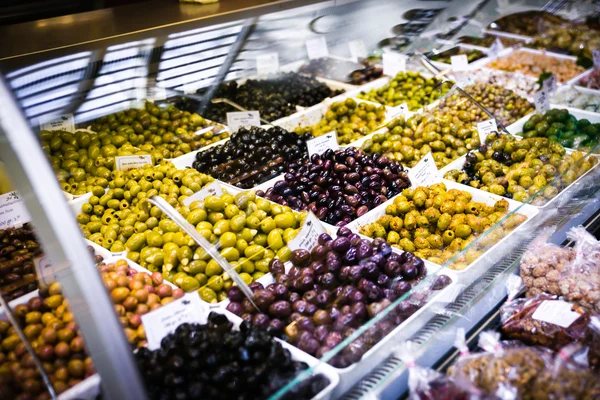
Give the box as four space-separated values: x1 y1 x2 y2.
183 181 224 206
305 37 329 60
407 152 440 186
348 40 368 62
142 292 208 350
534 89 550 114
543 74 556 94
226 111 261 133
450 54 469 71
39 114 75 132
115 155 153 171
488 38 504 58
477 119 498 144
306 132 338 157
288 212 326 251
256 53 279 75
532 300 582 328
382 52 406 77
0 191 31 229
388 103 409 120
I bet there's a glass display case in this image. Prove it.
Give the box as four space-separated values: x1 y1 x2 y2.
0 0 598 399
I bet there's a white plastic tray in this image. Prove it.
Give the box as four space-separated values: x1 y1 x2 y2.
483 47 591 85
222 255 457 395
346 179 539 274
440 139 600 209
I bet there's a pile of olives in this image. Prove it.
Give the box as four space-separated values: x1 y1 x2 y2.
258 147 410 226
443 133 599 205
192 126 311 189
0 224 41 301
199 72 344 123
43 102 227 195
530 25 600 60
298 57 384 85
226 231 452 368
463 83 534 126
519 108 600 149
99 259 184 348
293 98 386 145
429 47 486 65
135 313 330 400
358 182 527 270
362 112 478 169
486 51 585 83
0 283 95 399
357 72 453 110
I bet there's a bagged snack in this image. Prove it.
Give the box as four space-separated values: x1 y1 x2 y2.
501 277 591 350
530 343 600 399
559 227 600 313
397 341 482 400
520 228 574 297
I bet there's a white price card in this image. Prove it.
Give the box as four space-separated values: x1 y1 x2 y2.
288 212 326 251
142 292 208 350
543 74 556 94
450 54 469 71
256 53 279 75
34 255 69 285
594 50 600 68
477 119 498 144
0 191 31 229
306 132 339 157
227 111 261 133
39 114 75 132
183 181 224 206
348 40 368 62
382 52 406 77
407 152 440 186
534 89 550 114
532 300 582 328
305 37 329 60
388 103 409 120
115 155 153 171
488 38 504 58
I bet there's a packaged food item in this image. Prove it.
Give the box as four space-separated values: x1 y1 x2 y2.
448 331 552 398
501 277 591 350
559 226 600 313
520 228 575 297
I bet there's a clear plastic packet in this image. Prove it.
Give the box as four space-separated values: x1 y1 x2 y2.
530 343 600 399
519 228 575 297
396 341 482 400
448 331 553 399
559 226 600 313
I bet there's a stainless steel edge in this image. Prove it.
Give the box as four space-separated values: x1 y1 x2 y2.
0 74 147 400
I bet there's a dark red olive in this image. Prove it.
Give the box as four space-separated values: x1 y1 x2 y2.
227 287 244 302
226 301 244 316
254 289 276 311
431 275 452 290
269 300 292 318
331 237 351 253
290 249 311 267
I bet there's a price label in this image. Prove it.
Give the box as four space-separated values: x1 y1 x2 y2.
593 50 600 68
256 53 279 75
305 37 329 60
450 54 469 71
388 103 409 120
534 89 550 114
306 132 339 157
543 74 556 94
142 292 208 350
183 181 224 206
226 111 261 133
477 119 498 144
39 114 75 132
0 191 31 229
288 212 326 251
532 300 582 328
488 38 504 58
115 155 153 171
382 52 406 77
147 86 167 102
348 40 368 62
34 255 69 285
454 74 475 88
407 152 440 186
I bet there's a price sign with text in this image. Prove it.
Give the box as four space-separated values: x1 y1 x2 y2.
305 37 329 60
115 155 153 171
306 132 338 156
226 111 261 132
39 114 75 132
0 191 31 229
408 152 440 186
183 181 224 206
382 52 406 77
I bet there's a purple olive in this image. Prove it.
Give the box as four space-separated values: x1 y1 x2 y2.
349 234 362 246
249 282 264 291
333 312 358 331
288 266 301 279
391 280 412 297
324 332 343 348
377 274 390 287
252 313 271 329
431 275 452 290
337 227 351 237
241 313 253 324
293 300 309 314
316 289 332 306
343 247 358 264
295 275 314 292
227 287 244 302
269 300 292 318
318 272 337 289
303 290 318 304
313 309 332 326
349 265 363 282
311 245 328 261
356 242 374 261
298 336 320 356
325 252 342 273
274 284 289 299
243 298 256 313
400 263 419 280
297 316 315 333
310 261 327 275
267 318 285 335
290 249 311 267
226 301 244 316
331 236 351 253
317 233 332 245
367 299 392 318
254 289 276 311
315 326 329 342
276 274 291 288
351 302 367 320
289 292 301 303
384 260 401 277
266 283 277 293
305 303 318 315
269 259 285 275
361 262 379 279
